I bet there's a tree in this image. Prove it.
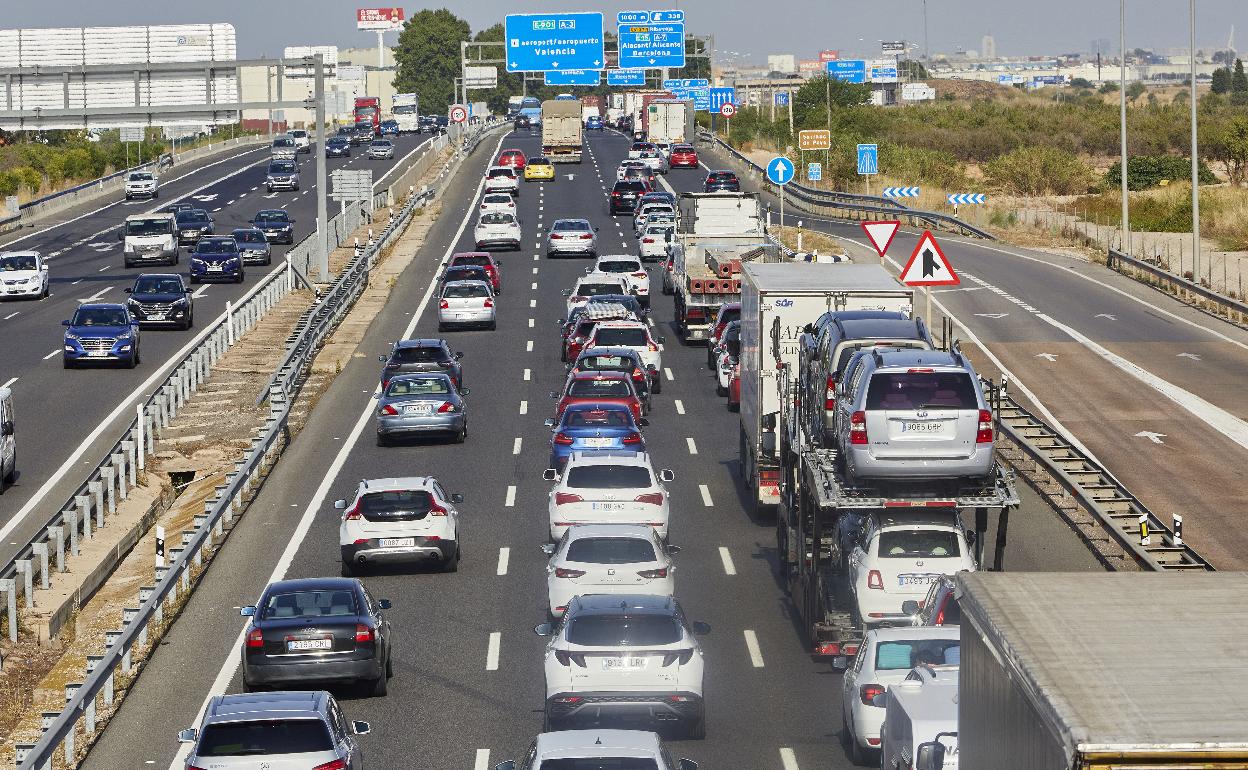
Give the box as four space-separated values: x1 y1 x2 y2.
1214 117 1248 183
1098 82 1119 94
393 9 471 116
1231 59 1248 106
1125 81 1146 100
790 75 871 131
1212 67 1232 94
898 60 928 79
1069 77 1094 89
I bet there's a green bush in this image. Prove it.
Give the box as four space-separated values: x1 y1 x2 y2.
985 146 1094 195
1106 155 1218 190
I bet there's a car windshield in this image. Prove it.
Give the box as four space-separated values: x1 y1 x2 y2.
597 261 641 273
875 639 961 671
566 536 657 564
445 267 486 281
233 230 266 244
371 140 390 147
564 408 633 428
195 240 236 254
128 172 153 181
565 464 651 489
479 213 515 225
261 589 357 619
579 355 631 370
567 614 680 647
530 157 550 165
568 379 631 398
254 212 289 224
387 377 450 396
72 308 129 326
594 328 648 347
133 277 183 294
329 137 348 145
541 761 658 770
553 221 590 232
177 211 209 225
866 372 978 410
444 283 491 298
645 226 672 237
269 162 296 173
877 529 961 559
196 719 333 757
126 217 174 236
482 195 512 205
488 168 515 178
0 254 38 271
273 138 295 147
392 346 448 364
615 182 646 192
578 283 624 297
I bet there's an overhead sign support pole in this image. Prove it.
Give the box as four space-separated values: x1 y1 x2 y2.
314 54 330 281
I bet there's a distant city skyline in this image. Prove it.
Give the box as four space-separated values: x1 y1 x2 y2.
3 1 1246 63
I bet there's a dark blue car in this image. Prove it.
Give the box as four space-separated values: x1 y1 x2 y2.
544 402 646 469
62 303 141 369
189 236 244 284
380 119 400 136
325 136 352 157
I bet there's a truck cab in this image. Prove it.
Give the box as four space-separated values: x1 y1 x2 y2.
0 386 14 490
121 212 179 267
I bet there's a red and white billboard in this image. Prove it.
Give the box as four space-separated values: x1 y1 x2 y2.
798 59 822 74
819 50 840 62
357 7 405 30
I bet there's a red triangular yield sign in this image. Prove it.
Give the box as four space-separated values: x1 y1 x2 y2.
861 220 900 257
898 230 960 286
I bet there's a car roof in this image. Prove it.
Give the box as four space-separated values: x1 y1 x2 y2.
77 302 127 311
570 593 677 615
570 370 630 381
563 401 634 413
443 279 491 289
874 510 962 530
564 523 656 541
451 251 495 260
134 272 182 280
535 729 662 757
255 209 287 216
206 691 328 723
0 249 40 258
865 625 961 643
597 254 640 261
836 318 924 339
395 338 448 349
578 346 643 361
871 349 962 370
263 576 360 594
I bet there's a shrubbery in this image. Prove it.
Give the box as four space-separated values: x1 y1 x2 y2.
985 146 1095 196
1106 155 1218 190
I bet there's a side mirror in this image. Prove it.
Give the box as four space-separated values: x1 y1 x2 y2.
556 318 566 325
379 355 388 362
561 289 572 297
534 622 554 636
455 352 465 360
659 469 675 483
691 621 711 636
915 741 947 770
117 232 125 241
871 691 888 708
239 606 256 616
450 493 465 503
0 421 12 437
352 720 372 736
548 391 559 399
678 761 699 770
831 655 850 671
594 226 600 232
544 418 556 427
966 530 978 545
542 469 560 482
333 499 347 509
584 267 592 274
638 417 650 427
177 728 197 743
647 364 658 371
377 599 392 610
902 600 921 617
61 319 71 326
541 543 556 555
459 388 471 396
658 336 666 344
124 287 133 294
495 762 518 770
371 393 381 400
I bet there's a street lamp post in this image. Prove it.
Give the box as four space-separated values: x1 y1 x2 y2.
1190 0 1202 283
1119 0 1130 254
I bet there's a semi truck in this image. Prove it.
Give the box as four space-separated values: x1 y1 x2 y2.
580 94 604 125
391 93 420 134
953 571 1248 770
353 96 381 134
644 98 695 145
540 99 584 163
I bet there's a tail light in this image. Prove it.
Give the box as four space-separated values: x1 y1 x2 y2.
860 683 886 705
428 502 448 516
611 191 622 197
867 569 884 589
642 237 655 244
647 340 659 351
907 367 934 373
555 567 585 578
246 628 264 648
313 760 348 770
380 404 399 416
355 624 375 644
632 272 647 278
553 432 574 445
439 299 449 309
437 402 457 413
661 648 694 666
850 411 868 445
976 409 994 443
554 651 587 667
571 296 586 303
484 298 494 308
638 567 668 578
343 502 362 520
579 234 593 240
551 233 563 239
632 367 645 381
622 432 642 445
825 375 837 410
634 492 664 505
554 492 583 505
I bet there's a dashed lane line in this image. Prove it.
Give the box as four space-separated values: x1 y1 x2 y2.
496 547 510 576
520 400 528 415
42 348 60 360
686 437 698 455
664 367 674 381
719 547 737 575
505 485 517 507
523 368 531 381
780 748 799 770
513 437 523 455
674 399 685 415
475 750 491 770
486 632 502 671
526 340 534 352
699 484 713 506
744 629 765 667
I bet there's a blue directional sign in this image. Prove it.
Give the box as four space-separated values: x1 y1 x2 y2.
857 143 879 175
650 10 685 22
766 156 796 186
775 92 790 106
690 87 710 111
827 59 867 83
617 9 686 69
709 87 737 112
505 12 606 73
607 69 646 87
808 162 822 181
544 69 601 86
663 78 708 90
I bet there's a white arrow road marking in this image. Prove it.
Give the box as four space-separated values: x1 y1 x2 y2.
263 192 279 199
79 287 111 302
191 285 210 298
1095 313 1117 320
1035 353 1058 362
87 242 114 252
1177 352 1202 361
191 193 219 202
1135 431 1166 444
973 312 1009 319
566 174 575 180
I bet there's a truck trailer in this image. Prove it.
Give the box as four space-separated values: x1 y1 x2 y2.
540 99 583 163
644 98 695 145
391 93 420 134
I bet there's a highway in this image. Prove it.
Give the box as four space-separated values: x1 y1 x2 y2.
79 129 1101 770
0 132 436 565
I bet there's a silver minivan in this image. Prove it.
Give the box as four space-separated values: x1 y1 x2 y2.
835 348 994 483
178 690 370 769
0 386 14 490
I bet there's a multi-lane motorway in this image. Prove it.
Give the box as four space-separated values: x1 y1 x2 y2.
78 128 1100 770
0 133 433 564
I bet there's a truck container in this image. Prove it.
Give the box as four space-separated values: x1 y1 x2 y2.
541 99 584 163
955 572 1248 770
623 90 672 135
644 98 694 145
0 386 15 494
468 101 488 121
581 95 604 124
391 93 420 134
507 95 525 117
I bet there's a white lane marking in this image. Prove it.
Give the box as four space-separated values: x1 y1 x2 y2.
743 629 765 667
531 281 538 290
80 286 111 302
530 298 536 308
191 285 210 298
674 399 685 415
486 632 502 671
523 368 531 381
686 437 698 455
664 367 674 381
699 484 713 506
719 546 736 575
496 547 510 576
1 377 17 389
474 750 491 770
520 400 528 415
97 265 110 272
43 349 61 360
532 266 539 274
526 340 534 352
3 312 18 320
528 318 535 328
505 485 517 507
513 437 523 455
48 249 65 257
165 128 510 770
70 279 82 285
780 748 799 770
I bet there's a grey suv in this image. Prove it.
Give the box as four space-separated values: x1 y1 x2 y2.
799 311 933 448
835 348 994 483
177 690 370 769
266 158 301 192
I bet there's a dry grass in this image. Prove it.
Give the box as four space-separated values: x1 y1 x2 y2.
1080 182 1248 251
772 225 851 259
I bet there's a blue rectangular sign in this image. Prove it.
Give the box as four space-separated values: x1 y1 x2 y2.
857 143 878 175
618 9 684 24
709 87 737 111
775 92 790 106
607 69 646 86
827 59 867 83
505 12 606 72
808 162 822 181
690 87 710 111
544 69 601 86
618 21 686 69
662 78 707 89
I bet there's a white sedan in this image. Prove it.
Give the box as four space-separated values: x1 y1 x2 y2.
0 250 50 299
638 224 673 262
542 523 677 618
543 451 674 541
589 255 650 307
474 211 522 251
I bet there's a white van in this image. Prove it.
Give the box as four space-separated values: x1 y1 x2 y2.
880 664 959 770
121 212 179 267
0 387 14 490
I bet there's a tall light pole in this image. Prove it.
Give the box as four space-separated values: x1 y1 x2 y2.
1190 0 1202 283
1119 0 1130 254
923 0 930 60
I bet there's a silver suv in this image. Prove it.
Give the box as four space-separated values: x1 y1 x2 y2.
177 690 371 769
266 159 301 192
835 348 994 483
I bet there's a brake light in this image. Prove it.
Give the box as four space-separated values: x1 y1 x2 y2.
638 567 668 578
647 340 658 352
437 402 457 413
976 409 994 443
428 502 448 516
634 492 664 505
246 628 263 648
483 298 493 308
355 624 375 643
907 367 934 373
579 233 593 240
554 492 583 505
439 299 449 309
622 432 642 445
642 238 654 244
343 502 362 520
867 569 884 589
850 411 868 445
661 648 694 666
825 375 837 410
860 683 886 705
313 760 348 770
935 603 946 625
632 367 645 380
380 404 399 416
571 296 585 303
551 233 563 239
553 432 574 445
612 191 622 197
555 567 586 578
632 272 647 278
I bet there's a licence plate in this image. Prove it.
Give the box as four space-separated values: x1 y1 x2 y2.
902 421 944 433
379 537 415 548
148 313 167 321
404 404 433 415
456 313 470 319
207 265 223 272
87 351 108 358
591 502 627 511
583 438 614 447
602 656 647 670
898 574 938 587
286 638 331 651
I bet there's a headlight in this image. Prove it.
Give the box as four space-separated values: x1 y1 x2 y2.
191 258 205 265
174 297 189 306
65 332 80 340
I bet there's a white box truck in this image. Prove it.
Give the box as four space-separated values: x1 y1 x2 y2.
880 666 960 770
738 262 913 513
392 93 420 134
645 98 695 146
0 385 14 492
121 212 179 267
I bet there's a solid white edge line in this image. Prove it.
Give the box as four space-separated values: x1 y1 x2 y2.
718 546 737 576
496 546 510 576
743 629 765 667
166 129 508 770
486 631 502 671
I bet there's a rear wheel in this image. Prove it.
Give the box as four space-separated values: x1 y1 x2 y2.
687 708 707 740
341 558 357 577
442 543 460 572
367 669 388 697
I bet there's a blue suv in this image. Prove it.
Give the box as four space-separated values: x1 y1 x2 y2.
62 303 141 369
585 115 604 131
189 236 244 284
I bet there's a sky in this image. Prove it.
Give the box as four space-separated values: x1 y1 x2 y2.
5 1 1248 63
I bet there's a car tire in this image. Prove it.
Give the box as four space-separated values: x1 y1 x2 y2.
242 680 258 693
62 358 73 370
184 314 194 330
367 670 388 697
455 423 467 444
41 283 50 299
153 191 159 199
442 543 460 572
707 347 716 368
845 708 871 766
717 383 728 397
688 709 707 740
488 320 496 331
437 323 446 332
652 378 662 395
386 652 394 679
376 433 389 448
341 558 357 577
124 259 134 269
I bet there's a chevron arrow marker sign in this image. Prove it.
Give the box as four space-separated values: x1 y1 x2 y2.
947 193 986 205
883 186 920 197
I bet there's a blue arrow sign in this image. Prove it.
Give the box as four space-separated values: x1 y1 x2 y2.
505 12 605 72
808 162 822 181
857 144 878 176
617 17 686 69
709 87 737 111
827 59 867 83
544 69 601 86
883 186 921 197
775 92 790 106
766 156 795 186
947 193 987 205
607 68 646 86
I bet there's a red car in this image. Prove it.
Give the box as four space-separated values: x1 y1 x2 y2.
497 149 527 170
563 316 604 363
552 371 644 422
706 303 741 367
669 144 699 168
448 252 501 295
571 347 653 401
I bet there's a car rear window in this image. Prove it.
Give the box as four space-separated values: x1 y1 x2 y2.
392 347 447 364
567 614 681 647
488 168 515 178
444 283 491 298
566 536 657 564
479 213 515 225
261 589 357 619
357 489 435 522
553 220 590 232
614 182 646 192
875 639 961 670
444 267 486 281
565 465 652 489
877 529 961 559
453 255 491 267
482 194 512 205
386 378 449 396
594 328 648 347
597 260 642 273
578 283 624 297
197 719 333 757
564 408 633 427
541 760 658 770
568 379 632 398
865 371 978 410
579 355 631 370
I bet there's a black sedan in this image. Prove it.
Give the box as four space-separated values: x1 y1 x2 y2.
379 338 464 389
240 577 394 696
252 209 296 245
704 170 741 192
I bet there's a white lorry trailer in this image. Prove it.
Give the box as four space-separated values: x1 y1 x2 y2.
391 93 420 134
645 98 695 146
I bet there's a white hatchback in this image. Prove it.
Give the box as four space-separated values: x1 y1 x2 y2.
479 192 517 215
616 159 649 180
543 523 677 619
0 250 50 299
484 165 520 195
335 477 463 575
584 320 663 384
438 280 496 331
544 451 674 541
474 211 522 251
638 225 673 262
591 255 650 306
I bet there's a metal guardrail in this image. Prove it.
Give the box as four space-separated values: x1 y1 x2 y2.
697 128 995 240
1107 247 1248 326
11 119 504 770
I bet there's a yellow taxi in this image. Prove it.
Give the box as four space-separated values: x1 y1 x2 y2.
524 156 556 181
